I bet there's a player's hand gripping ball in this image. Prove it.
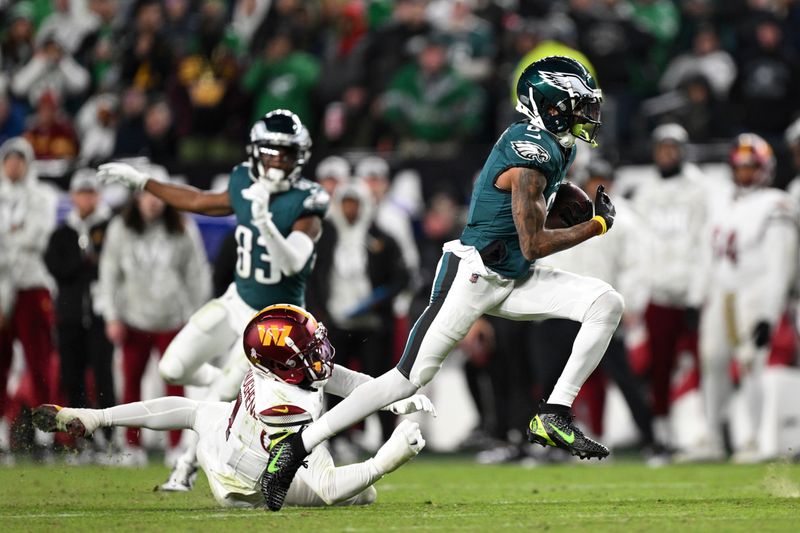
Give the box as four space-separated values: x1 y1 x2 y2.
545 181 593 229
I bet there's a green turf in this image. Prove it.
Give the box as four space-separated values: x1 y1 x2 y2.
1 458 799 532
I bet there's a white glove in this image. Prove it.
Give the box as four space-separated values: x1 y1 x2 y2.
386 394 437 417
734 341 768 374
373 419 425 474
96 162 150 191
242 183 274 231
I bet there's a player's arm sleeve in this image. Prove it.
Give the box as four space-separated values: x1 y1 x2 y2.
253 219 315 277
324 364 373 398
252 187 328 276
755 214 799 324
294 445 382 506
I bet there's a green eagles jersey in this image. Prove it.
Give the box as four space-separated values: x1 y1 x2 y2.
460 121 576 279
227 164 329 309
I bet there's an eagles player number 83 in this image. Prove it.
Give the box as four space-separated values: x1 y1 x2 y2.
235 225 281 285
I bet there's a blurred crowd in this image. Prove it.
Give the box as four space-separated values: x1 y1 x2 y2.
1 0 800 466
0 0 797 174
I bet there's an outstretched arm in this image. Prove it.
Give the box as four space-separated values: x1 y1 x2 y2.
325 364 437 416
97 163 233 216
146 180 233 216
500 166 605 260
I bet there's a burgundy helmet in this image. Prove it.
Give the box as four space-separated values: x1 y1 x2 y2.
242 304 335 386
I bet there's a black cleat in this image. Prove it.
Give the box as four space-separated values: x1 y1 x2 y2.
527 403 609 460
260 431 309 511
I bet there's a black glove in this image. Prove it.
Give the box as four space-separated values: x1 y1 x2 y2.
752 321 771 348
593 185 616 233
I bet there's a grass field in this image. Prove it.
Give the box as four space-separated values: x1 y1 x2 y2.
1 458 799 532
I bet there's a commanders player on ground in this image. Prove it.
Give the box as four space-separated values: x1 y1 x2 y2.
33 305 434 508
97 110 329 489
260 56 622 511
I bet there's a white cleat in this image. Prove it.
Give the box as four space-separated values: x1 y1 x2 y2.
32 405 102 438
159 459 198 492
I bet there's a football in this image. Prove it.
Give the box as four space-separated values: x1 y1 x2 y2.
545 181 593 229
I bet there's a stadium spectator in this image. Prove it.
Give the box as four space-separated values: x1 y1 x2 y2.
74 0 121 93
119 0 173 93
315 155 351 198
37 0 99 56
0 137 58 426
23 91 80 160
355 157 420 281
428 0 494 83
731 12 800 137
141 99 178 165
162 0 196 59
0 87 27 146
660 25 737 100
631 124 709 453
10 33 90 107
381 33 484 156
230 0 272 51
99 171 210 464
170 0 244 162
643 74 732 143
44 169 115 451
75 93 118 166
306 181 409 444
353 0 431 106
248 0 321 54
0 2 37 75
111 86 147 158
242 30 320 128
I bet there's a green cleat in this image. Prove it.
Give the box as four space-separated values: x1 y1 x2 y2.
259 431 309 511
527 403 609 460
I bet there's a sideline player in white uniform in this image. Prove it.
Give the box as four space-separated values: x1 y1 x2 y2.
260 56 624 511
698 134 799 463
32 304 434 508
97 110 329 489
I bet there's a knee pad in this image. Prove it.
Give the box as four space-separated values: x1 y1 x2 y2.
407 357 442 388
587 290 625 325
161 317 237 385
355 486 377 506
190 299 230 334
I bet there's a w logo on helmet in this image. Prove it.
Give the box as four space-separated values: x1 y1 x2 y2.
258 324 293 346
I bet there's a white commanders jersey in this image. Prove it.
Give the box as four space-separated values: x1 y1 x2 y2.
216 368 323 490
707 187 799 324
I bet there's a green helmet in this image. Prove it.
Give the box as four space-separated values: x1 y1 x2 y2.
515 56 603 147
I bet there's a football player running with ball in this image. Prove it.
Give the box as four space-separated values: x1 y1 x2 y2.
97 110 329 489
261 56 622 511
33 305 434 509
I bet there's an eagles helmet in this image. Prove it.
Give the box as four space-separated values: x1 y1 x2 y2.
242 304 335 388
248 109 311 192
515 56 603 148
729 133 775 188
